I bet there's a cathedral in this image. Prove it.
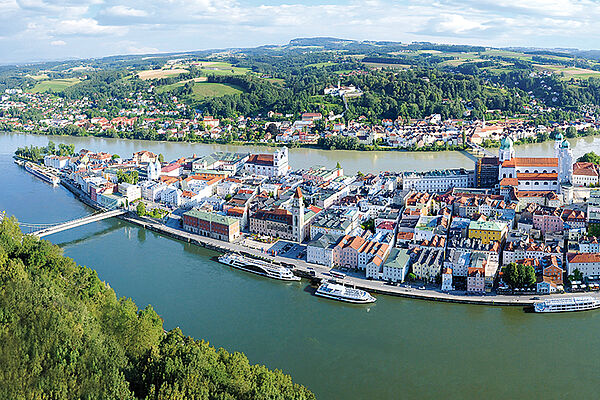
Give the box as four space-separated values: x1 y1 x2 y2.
498 133 572 193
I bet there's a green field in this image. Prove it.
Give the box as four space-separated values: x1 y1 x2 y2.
191 82 243 98
198 62 250 76
29 78 80 93
156 81 243 99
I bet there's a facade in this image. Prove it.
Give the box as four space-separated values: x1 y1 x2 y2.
566 253 600 279
441 267 453 291
411 247 444 283
468 220 508 244
475 157 500 188
502 241 562 266
249 187 310 242
378 249 410 282
117 182 141 203
467 267 485 293
306 233 338 267
44 155 70 169
497 135 572 193
402 169 474 193
244 147 289 177
182 209 240 242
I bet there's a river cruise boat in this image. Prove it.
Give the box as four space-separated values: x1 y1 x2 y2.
218 253 300 281
22 161 60 186
315 281 376 304
534 297 600 313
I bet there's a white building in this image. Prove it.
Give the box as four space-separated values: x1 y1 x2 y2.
244 147 289 177
441 267 453 291
44 155 70 169
160 186 182 206
306 233 337 267
402 169 474 193
567 253 600 279
140 181 167 202
117 182 141 203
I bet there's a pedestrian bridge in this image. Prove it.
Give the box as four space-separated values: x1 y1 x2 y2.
21 209 127 238
466 142 495 158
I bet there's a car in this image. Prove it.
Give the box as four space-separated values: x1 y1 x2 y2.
418 286 426 290
530 296 540 300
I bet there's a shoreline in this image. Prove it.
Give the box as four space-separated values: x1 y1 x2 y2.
53 177 597 308
2 128 572 154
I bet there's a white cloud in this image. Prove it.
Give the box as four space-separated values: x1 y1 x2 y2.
50 39 66 45
54 18 127 36
103 5 148 17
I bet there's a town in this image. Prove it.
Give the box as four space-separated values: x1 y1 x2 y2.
3 85 600 152
15 130 600 301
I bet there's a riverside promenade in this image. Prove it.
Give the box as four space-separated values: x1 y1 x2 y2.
56 178 599 308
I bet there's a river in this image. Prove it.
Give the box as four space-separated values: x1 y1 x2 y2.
2 132 600 399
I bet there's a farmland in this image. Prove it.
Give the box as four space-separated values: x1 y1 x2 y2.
29 78 80 93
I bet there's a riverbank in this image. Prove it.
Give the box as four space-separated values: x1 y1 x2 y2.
56 177 599 308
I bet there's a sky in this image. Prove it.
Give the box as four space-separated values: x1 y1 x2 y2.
1 0 599 64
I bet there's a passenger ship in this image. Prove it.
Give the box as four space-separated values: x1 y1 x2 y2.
22 161 60 186
534 297 600 313
218 253 300 281
315 281 376 304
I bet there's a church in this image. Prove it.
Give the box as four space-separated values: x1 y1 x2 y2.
498 132 572 194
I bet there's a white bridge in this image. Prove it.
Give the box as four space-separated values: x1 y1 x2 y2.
466 142 495 158
21 209 127 238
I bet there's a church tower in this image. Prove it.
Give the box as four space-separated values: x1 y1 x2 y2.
557 139 573 184
291 187 305 242
498 136 515 163
554 130 564 157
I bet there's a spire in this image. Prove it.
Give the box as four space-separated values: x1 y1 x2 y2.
294 187 303 199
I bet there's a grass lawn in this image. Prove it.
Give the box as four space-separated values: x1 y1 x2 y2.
137 68 189 80
190 82 243 98
29 78 80 93
198 62 250 76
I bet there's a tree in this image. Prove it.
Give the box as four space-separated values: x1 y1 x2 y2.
158 153 165 163
111 154 120 160
578 152 600 164
136 202 146 216
336 161 341 169
0 216 315 400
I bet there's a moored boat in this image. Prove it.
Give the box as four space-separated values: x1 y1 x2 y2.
315 281 376 304
218 253 300 281
22 161 60 186
534 297 600 313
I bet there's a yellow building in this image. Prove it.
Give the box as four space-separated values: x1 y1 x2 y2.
468 220 508 244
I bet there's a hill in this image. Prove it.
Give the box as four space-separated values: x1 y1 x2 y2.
0 216 314 400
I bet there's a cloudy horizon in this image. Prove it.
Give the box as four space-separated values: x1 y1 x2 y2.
2 0 599 64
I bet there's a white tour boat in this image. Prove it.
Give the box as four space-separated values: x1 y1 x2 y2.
218 253 300 281
534 297 600 313
315 281 376 304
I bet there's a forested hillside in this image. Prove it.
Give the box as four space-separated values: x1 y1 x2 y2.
0 216 314 400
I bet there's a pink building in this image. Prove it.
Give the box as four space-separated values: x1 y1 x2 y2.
533 208 563 234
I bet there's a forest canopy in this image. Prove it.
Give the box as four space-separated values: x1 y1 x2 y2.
0 216 314 400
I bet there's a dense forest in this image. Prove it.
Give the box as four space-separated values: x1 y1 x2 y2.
0 216 314 399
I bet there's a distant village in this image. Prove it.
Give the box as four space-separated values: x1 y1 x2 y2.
2 87 600 150
31 133 600 296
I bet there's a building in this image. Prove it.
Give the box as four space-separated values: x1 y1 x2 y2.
310 208 358 240
572 162 599 187
244 147 289 177
468 220 508 244
306 233 338 267
182 209 240 242
117 182 141 203
44 155 70 169
249 188 314 242
503 241 562 266
475 157 499 188
302 165 343 184
411 247 444 282
441 267 453 291
467 267 485 293
497 135 572 193
367 247 410 282
133 150 158 165
402 169 474 193
566 253 600 279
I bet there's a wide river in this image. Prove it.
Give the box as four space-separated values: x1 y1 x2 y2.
3 132 600 399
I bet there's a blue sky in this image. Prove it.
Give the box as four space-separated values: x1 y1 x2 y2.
1 0 597 63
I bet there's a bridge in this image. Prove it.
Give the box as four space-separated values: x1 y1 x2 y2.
21 209 127 238
466 142 495 158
